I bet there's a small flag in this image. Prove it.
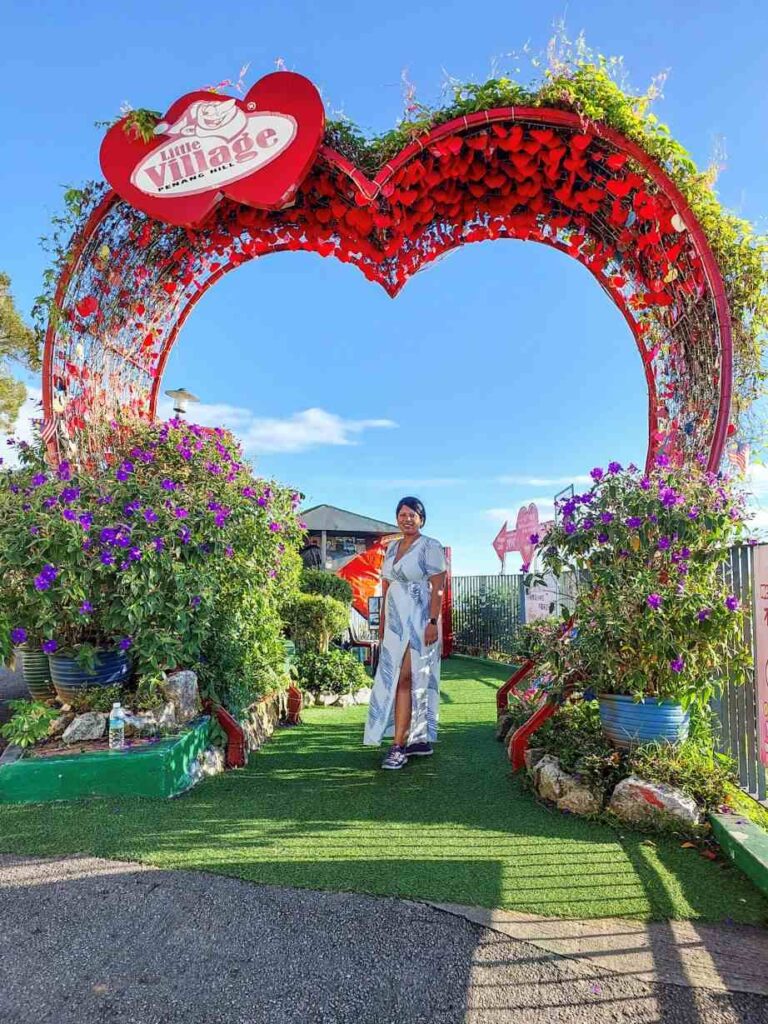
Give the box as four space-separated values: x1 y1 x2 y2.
727 441 749 476
40 417 58 445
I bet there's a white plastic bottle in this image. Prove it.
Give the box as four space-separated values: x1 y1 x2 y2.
108 702 125 751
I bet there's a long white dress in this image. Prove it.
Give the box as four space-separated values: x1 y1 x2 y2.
363 534 447 747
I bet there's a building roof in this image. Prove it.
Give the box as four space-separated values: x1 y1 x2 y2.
301 504 399 536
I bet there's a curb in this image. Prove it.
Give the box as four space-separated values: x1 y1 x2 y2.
710 811 768 900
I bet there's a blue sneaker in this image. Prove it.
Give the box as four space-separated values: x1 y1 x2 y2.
405 742 434 757
381 744 408 770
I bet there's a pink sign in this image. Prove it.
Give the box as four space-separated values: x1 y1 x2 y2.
752 545 768 766
493 504 554 569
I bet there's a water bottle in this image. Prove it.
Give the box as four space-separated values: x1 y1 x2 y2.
109 702 125 751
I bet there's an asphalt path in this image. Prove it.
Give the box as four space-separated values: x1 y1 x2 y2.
1 854 767 1024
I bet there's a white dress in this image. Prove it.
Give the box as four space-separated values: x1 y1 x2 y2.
363 534 447 746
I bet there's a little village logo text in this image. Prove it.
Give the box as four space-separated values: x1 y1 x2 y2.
131 98 298 198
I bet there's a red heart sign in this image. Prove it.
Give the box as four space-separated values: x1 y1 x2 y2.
99 72 324 227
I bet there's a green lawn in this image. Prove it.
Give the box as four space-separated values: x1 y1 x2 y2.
1 656 766 923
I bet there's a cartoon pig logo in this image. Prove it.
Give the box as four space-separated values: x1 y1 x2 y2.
155 98 248 143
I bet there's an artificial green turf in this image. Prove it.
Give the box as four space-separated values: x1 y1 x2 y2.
1 656 766 923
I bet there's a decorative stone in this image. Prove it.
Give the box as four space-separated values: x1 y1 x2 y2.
354 687 372 705
524 746 546 771
318 692 339 707
157 702 177 731
337 693 356 708
123 710 158 738
161 669 200 725
198 746 225 777
241 693 281 752
62 712 107 744
533 754 602 816
496 713 514 742
48 713 74 738
302 690 316 707
608 775 700 828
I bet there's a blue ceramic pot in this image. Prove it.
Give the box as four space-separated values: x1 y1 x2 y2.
17 646 56 700
598 693 690 749
49 650 131 704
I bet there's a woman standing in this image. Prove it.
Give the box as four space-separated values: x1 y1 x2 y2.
364 497 447 769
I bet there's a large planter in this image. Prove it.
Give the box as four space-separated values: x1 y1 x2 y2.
598 693 690 749
16 646 56 700
49 650 131 704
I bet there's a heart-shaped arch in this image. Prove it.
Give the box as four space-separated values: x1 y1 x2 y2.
43 106 732 471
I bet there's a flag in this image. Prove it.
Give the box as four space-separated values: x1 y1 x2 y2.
40 417 58 445
727 441 749 477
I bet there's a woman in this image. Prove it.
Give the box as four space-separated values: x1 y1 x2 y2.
364 497 447 769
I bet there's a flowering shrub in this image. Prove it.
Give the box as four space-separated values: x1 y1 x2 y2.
0 418 304 696
537 458 751 712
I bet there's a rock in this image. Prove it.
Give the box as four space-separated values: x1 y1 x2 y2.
124 710 158 738
609 776 700 828
496 712 514 742
198 746 225 777
354 687 372 705
337 693 356 708
62 712 107 744
48 713 74 738
302 691 316 707
524 746 546 771
318 692 339 707
157 702 177 731
533 754 602 816
241 693 281 751
161 669 200 725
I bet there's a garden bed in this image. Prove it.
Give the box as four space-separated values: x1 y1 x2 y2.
0 715 210 804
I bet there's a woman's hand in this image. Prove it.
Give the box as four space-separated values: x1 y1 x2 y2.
424 622 439 647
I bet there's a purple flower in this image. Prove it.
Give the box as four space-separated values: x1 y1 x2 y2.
161 478 177 491
100 527 117 545
639 477 651 491
100 551 114 566
655 453 670 468
79 601 93 615
123 500 141 516
687 506 700 520
582 518 594 531
658 536 671 551
214 510 230 528
600 512 614 524
115 533 132 549
670 656 685 673
190 595 202 608
79 513 93 530
57 461 71 482
564 521 576 535
42 496 57 509
660 488 678 508
224 545 234 559
178 526 191 545
59 486 80 503
529 533 540 545
144 508 159 524
174 507 189 519
607 461 622 474
119 560 130 572
129 546 142 561
152 536 165 553
119 636 133 651
597 532 609 544
241 486 255 499
31 473 47 488
115 460 134 482
42 639 57 654
62 508 77 522
625 516 643 529
646 593 662 610
725 595 740 612
268 521 282 533
10 627 27 645
520 562 530 573
590 467 604 481
29 525 40 536
34 564 57 591
697 608 711 622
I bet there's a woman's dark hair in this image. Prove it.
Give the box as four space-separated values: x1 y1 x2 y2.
396 496 426 525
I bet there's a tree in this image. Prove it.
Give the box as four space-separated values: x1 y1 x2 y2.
0 272 39 432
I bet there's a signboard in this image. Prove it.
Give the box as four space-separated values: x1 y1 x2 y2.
524 573 557 623
753 545 768 766
493 504 554 570
100 72 325 227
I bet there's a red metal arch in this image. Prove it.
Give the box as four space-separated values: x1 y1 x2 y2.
43 106 733 471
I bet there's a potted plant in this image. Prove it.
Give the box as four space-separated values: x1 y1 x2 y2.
537 457 751 748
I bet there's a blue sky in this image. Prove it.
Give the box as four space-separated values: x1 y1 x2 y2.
2 1 767 573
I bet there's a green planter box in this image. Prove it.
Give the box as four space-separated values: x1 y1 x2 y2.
709 811 768 901
0 716 211 805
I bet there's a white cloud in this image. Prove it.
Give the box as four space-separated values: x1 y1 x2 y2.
495 474 592 487
0 385 43 466
157 399 397 454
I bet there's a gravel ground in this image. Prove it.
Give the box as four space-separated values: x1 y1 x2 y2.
1 854 767 1024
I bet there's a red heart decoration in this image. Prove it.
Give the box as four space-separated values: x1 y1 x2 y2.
99 72 324 227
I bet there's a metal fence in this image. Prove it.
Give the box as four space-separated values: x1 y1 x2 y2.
715 544 767 801
451 575 523 658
